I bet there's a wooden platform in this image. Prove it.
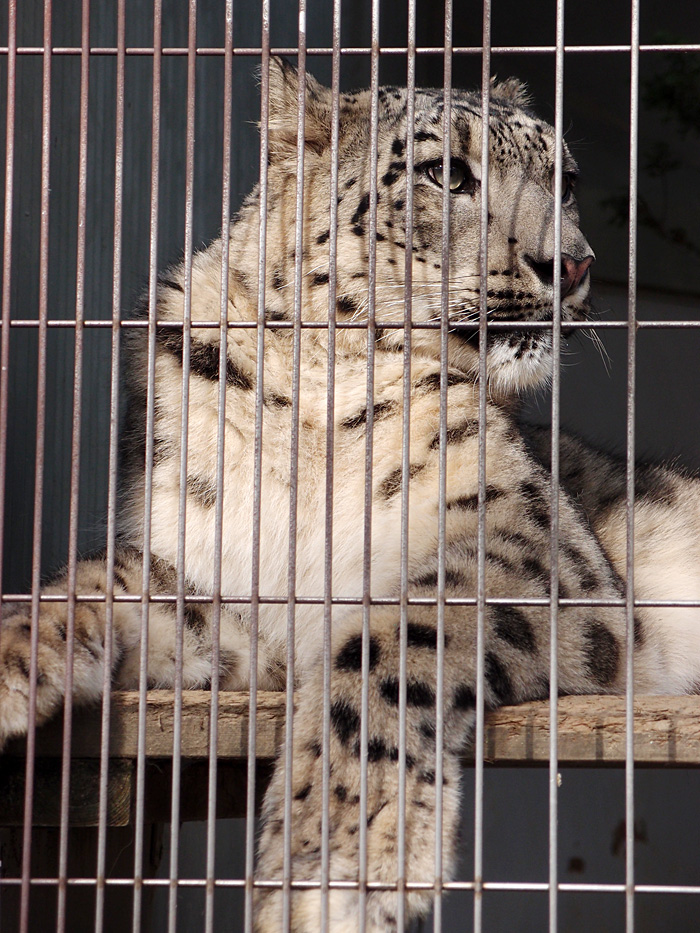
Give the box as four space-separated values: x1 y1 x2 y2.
2 692 700 826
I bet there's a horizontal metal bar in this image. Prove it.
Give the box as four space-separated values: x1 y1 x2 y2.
1 44 698 56
5 318 700 331
1 877 699 895
5 593 700 609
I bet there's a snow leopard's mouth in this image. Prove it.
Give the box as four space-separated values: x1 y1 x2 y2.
450 328 545 361
450 319 572 349
449 297 588 353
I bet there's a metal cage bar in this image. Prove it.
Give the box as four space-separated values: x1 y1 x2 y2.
625 3 641 931
319 5 342 932
203 1 235 930
244 4 271 928
131 2 164 930
2 43 699 56
166 2 199 930
0 0 17 673
473 3 491 929
548 1 566 929
93 1 126 929
280 6 308 930
19 1 53 929
358 4 381 929
55 1 91 928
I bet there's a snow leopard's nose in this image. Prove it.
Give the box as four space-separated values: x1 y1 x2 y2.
561 253 594 297
524 252 594 297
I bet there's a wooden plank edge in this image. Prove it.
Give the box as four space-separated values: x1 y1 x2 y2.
4 691 700 766
5 691 285 761
485 695 700 766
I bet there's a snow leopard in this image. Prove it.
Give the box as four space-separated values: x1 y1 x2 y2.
2 58 700 932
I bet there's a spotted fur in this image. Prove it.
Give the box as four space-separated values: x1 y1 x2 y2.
2 59 700 932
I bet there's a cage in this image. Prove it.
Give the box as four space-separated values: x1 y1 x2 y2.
1 1 700 932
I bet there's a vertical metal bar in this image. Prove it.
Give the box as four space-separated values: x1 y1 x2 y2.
473 3 491 930
0 0 17 631
132 2 163 928
166 2 198 930
359 2 380 929
395 1 413 924
320 4 342 931
94 1 126 929
203 2 234 930
282 10 308 930
549 1 566 929
396 0 419 924
244 5 270 928
625 2 640 930
19 2 53 928
434 2 452 930
56 0 91 928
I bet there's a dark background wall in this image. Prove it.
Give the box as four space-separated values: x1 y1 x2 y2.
1 1 699 931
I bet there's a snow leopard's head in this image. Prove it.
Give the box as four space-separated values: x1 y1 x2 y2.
261 58 594 395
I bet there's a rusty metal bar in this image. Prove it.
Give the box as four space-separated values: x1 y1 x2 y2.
434 2 452 930
93 1 127 930
473 1 492 928
8 591 700 610
203 1 235 930
56 0 91 928
320 2 343 930
1 43 699 56
0 0 16 628
5 317 700 332
358 3 381 929
19 1 53 928
548 0 566 928
244 3 271 928
280 3 308 928
166 3 199 931
625 1 641 930
131 1 163 929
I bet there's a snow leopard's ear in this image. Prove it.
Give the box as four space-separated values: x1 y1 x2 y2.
490 76 531 108
263 57 332 161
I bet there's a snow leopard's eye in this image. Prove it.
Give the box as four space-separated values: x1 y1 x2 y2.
426 159 475 194
560 172 577 205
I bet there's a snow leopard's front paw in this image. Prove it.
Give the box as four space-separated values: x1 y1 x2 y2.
0 609 63 747
0 601 108 749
